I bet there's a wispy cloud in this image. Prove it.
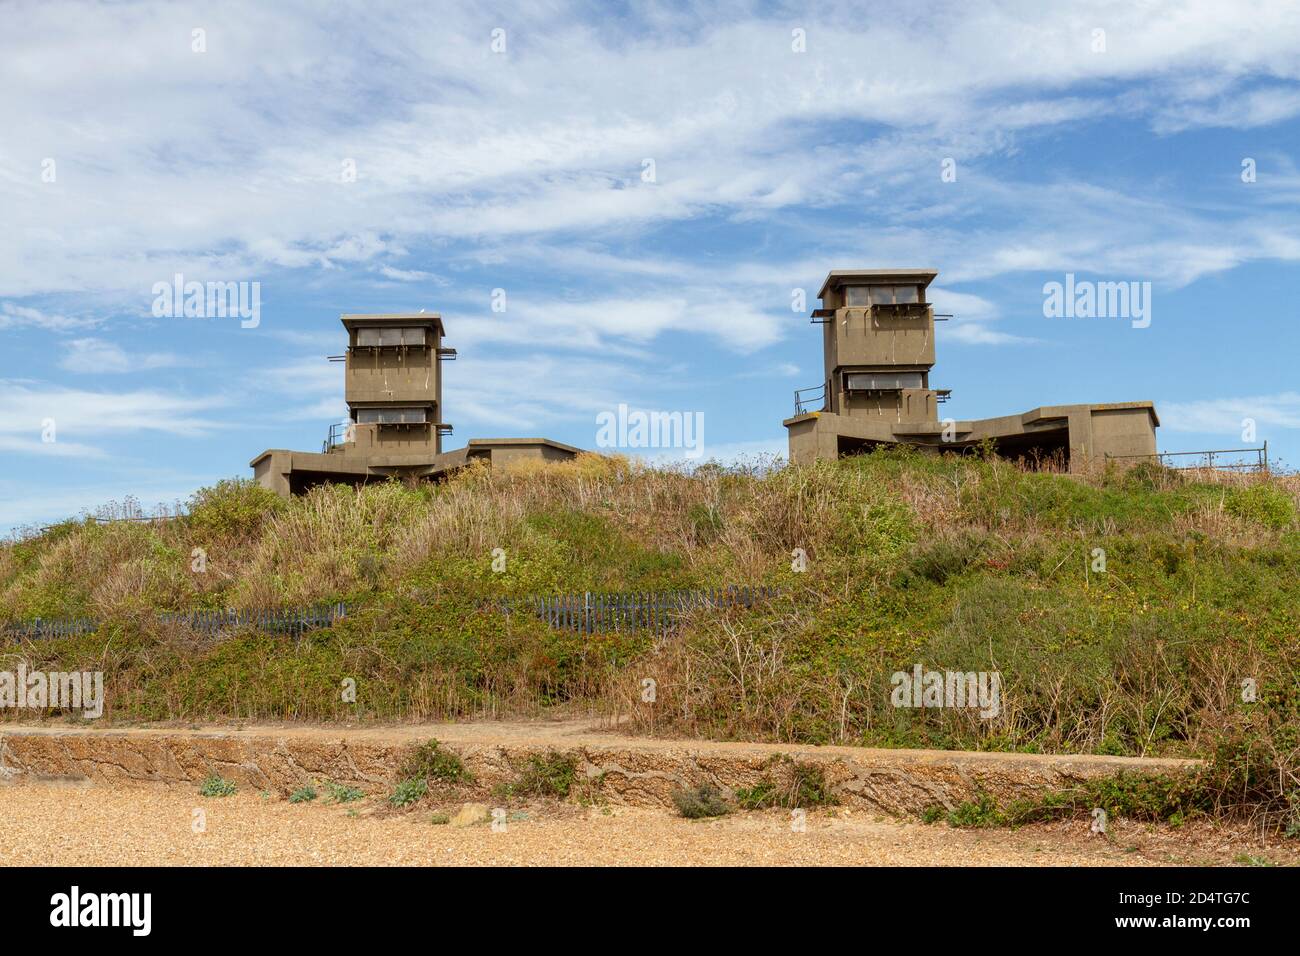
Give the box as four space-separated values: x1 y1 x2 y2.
0 380 232 456
59 337 190 373
5 1 1300 303
1159 392 1300 434
0 301 98 331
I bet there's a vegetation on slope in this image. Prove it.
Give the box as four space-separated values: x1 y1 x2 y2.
1 450 1297 829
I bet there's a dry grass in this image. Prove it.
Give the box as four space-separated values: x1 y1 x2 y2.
1 450 1297 830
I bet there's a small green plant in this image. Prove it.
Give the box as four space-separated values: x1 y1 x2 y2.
903 530 990 585
735 757 839 810
288 785 318 804
401 739 472 785
672 783 732 819
734 781 778 810
945 794 1005 828
186 477 284 539
935 771 1215 830
1226 484 1295 529
388 778 428 807
324 782 365 803
430 812 451 825
687 502 725 544
920 805 945 825
199 774 237 798
503 750 579 798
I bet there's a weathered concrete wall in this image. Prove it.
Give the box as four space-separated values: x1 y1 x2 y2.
1090 405 1160 459
0 723 1200 817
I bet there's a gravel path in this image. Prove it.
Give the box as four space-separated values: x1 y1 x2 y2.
1 781 1285 866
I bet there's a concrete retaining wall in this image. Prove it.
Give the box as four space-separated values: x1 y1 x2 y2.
0 722 1201 816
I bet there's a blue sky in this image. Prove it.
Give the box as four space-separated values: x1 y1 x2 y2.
4 0 1300 532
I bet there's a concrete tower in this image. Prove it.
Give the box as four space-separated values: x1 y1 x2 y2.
336 313 456 457
785 268 1159 470
251 312 582 496
812 269 947 425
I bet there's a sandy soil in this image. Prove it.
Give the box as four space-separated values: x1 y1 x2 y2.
0 780 1292 867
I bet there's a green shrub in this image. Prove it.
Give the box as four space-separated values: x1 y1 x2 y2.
672 783 732 818
503 750 578 798
199 774 237 797
1121 460 1182 492
734 781 778 810
388 778 428 807
734 757 838 810
324 782 365 803
904 530 990 585
1226 485 1296 530
687 503 725 544
288 785 317 803
935 770 1218 829
187 478 283 539
944 794 1005 828
401 739 472 785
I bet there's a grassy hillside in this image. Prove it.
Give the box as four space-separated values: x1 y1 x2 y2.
2 450 1298 828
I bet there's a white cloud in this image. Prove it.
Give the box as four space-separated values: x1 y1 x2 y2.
0 478 204 532
1159 392 1300 434
0 301 98 331
926 286 1039 345
376 265 443 282
633 438 787 468
443 293 786 355
59 337 188 373
0 434 106 459
4 0 1300 307
1152 85 1300 133
446 354 641 434
0 381 231 452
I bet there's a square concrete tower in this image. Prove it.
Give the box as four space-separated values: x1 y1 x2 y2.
786 267 1158 471
815 269 945 424
339 313 456 456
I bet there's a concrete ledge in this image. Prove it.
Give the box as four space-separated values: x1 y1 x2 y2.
0 721 1200 816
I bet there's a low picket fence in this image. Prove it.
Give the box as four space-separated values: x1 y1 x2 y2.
4 603 349 642
503 585 780 635
4 586 779 642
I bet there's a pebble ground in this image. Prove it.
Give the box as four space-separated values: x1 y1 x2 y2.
2 781 1291 866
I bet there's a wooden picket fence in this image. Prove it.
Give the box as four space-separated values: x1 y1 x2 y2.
156 603 349 636
503 585 780 635
4 586 779 643
0 616 98 640
4 602 349 642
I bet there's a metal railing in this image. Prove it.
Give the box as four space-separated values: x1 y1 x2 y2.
37 504 187 535
793 384 825 416
1107 443 1268 472
323 421 352 453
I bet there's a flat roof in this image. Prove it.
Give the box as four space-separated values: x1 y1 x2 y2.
341 312 445 336
818 269 939 301
467 437 586 454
